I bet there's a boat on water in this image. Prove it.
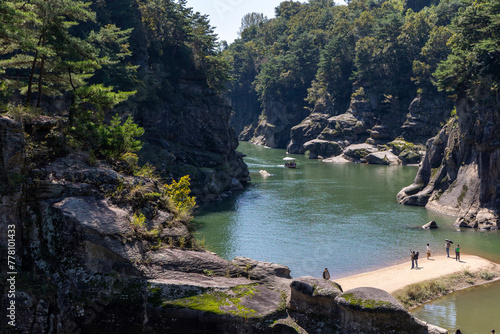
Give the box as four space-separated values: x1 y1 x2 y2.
283 157 297 168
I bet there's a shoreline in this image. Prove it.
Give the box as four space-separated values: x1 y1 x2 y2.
334 254 500 306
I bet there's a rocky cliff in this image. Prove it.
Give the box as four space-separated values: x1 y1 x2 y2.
0 115 445 333
398 94 500 228
280 91 451 165
136 87 250 202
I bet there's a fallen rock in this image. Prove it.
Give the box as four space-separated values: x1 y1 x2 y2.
303 139 342 159
343 143 378 162
422 220 438 229
365 151 402 165
323 155 351 164
259 170 273 177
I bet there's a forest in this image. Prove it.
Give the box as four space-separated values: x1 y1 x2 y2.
0 0 229 165
225 0 500 147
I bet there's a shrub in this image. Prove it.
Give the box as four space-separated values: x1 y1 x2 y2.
97 114 144 159
163 175 196 216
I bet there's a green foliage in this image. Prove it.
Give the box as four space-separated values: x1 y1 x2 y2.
131 212 147 230
164 175 196 215
97 114 145 159
135 163 158 179
226 0 466 124
434 0 500 96
163 284 259 319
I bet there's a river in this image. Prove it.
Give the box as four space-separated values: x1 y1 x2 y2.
194 141 500 333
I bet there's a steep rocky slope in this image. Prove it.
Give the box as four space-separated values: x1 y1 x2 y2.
398 95 500 228
0 115 446 334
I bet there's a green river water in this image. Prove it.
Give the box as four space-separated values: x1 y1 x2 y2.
194 141 500 333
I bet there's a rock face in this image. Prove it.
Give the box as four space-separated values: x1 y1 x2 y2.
336 287 430 334
0 116 446 333
401 94 455 143
398 96 500 227
236 88 453 168
138 91 250 201
251 99 309 148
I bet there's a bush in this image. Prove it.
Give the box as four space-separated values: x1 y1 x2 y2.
97 114 144 159
164 175 196 217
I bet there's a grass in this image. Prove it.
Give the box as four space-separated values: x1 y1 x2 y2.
342 293 392 309
394 268 497 309
163 284 260 319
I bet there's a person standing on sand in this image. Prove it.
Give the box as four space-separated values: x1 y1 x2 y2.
455 244 461 261
410 250 415 269
415 251 419 268
323 268 330 280
426 243 431 259
446 240 452 257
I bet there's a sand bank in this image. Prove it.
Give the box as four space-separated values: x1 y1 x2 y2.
335 254 500 293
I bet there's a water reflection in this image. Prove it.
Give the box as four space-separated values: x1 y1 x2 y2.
412 280 500 333
195 142 500 331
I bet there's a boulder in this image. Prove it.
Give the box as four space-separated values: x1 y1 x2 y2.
422 220 438 229
343 143 378 162
336 287 429 334
232 257 291 280
365 151 402 165
287 113 330 154
455 217 476 228
323 155 351 164
287 276 343 317
148 249 245 278
303 139 342 159
369 125 393 140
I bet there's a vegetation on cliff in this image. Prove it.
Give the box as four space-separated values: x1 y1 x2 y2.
0 0 248 200
225 0 465 147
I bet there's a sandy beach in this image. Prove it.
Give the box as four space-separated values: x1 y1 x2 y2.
335 254 500 293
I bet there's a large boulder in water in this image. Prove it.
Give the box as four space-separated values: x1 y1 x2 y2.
303 139 343 159
365 151 402 165
422 220 438 229
343 143 378 162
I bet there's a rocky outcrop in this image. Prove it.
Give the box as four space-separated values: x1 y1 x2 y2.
287 113 330 154
422 220 438 229
303 139 343 159
336 287 432 334
251 100 309 149
283 91 428 165
364 151 402 165
0 115 445 333
138 92 250 201
401 94 454 143
398 95 500 227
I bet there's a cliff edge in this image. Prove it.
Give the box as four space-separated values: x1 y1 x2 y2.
398 95 500 228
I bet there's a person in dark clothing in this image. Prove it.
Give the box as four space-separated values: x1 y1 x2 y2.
323 268 330 280
414 251 419 269
410 250 415 269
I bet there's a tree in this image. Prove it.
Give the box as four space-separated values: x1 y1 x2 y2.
434 0 500 94
238 12 268 36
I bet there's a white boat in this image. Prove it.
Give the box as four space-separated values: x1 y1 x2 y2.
283 157 296 168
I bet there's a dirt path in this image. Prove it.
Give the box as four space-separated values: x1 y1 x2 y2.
335 254 500 293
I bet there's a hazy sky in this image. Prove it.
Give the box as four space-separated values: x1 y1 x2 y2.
185 0 283 43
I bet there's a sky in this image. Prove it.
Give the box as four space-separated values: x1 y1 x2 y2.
185 0 346 44
185 0 283 43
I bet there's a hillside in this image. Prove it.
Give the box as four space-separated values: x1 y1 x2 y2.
225 0 460 160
